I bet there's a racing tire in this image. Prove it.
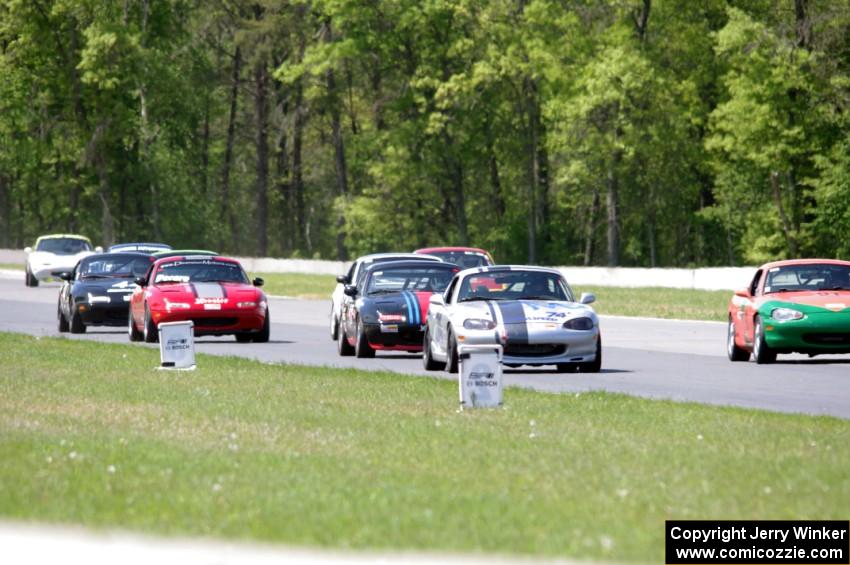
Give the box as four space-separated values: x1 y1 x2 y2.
337 319 354 356
422 326 444 371
25 267 38 287
143 305 158 343
354 318 375 359
57 305 69 333
69 307 86 334
727 317 750 362
128 311 143 342
330 308 339 341
445 326 459 374
579 337 602 373
555 363 577 373
752 316 776 364
253 309 270 343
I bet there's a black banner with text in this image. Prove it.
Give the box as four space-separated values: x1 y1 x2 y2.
666 520 849 564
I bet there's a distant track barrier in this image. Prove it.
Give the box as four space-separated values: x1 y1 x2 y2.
1 249 754 291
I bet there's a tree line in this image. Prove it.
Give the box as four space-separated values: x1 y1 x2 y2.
1 0 849 266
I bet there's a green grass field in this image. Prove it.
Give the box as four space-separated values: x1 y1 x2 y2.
0 333 847 562
253 272 337 299
0 262 22 270
579 286 730 322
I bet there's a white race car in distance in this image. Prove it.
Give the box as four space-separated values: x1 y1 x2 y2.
25 234 100 287
329 252 443 340
423 266 600 373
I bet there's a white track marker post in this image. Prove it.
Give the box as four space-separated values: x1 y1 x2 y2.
458 344 503 409
158 321 196 370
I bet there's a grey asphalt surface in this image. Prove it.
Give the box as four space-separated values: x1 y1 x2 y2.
2 274 848 419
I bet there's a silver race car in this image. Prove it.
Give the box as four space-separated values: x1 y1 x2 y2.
422 266 600 373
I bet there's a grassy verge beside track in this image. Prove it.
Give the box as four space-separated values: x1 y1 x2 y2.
1 333 847 562
252 272 336 299
578 286 730 322
0 263 22 270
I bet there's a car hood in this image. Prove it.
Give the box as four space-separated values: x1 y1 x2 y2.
452 299 596 324
74 278 137 295
361 290 434 325
761 291 850 313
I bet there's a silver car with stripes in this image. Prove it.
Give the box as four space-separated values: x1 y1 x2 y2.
422 266 601 373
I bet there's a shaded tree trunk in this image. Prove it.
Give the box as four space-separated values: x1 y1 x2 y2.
794 0 812 49
220 45 241 252
633 0 651 42
0 174 9 247
606 145 621 267
584 187 600 266
254 58 270 257
486 132 505 220
327 66 349 260
770 171 798 256
292 75 307 252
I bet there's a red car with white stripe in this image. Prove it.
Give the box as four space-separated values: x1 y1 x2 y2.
128 255 269 343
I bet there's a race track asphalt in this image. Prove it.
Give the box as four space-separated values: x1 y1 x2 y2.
1 274 848 419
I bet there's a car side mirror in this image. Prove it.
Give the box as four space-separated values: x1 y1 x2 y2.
343 285 358 297
579 292 596 305
429 294 445 306
734 288 750 298
134 276 147 287
24 246 32 253
94 246 103 253
336 274 349 284
55 271 74 281
253 277 264 287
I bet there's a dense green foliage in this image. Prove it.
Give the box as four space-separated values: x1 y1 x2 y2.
1 1 848 266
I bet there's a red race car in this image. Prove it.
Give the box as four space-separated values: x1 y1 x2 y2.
128 255 269 343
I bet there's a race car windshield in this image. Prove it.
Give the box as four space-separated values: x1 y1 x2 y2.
458 271 573 302
366 267 454 295
154 261 249 284
36 238 91 255
426 251 491 268
355 255 440 286
79 255 153 279
764 264 850 293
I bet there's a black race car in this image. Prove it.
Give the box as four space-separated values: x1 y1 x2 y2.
57 252 156 333
337 260 459 358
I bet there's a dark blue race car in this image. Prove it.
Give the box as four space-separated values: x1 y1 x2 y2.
337 260 459 358
57 252 156 333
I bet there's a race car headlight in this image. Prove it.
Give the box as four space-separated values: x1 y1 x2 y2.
563 317 594 330
771 307 804 322
165 299 191 311
87 293 110 304
463 318 496 330
237 301 258 308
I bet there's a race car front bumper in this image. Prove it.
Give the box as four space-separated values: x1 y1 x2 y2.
77 302 131 326
152 308 266 336
364 322 424 351
31 262 77 280
459 323 599 366
764 311 850 353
